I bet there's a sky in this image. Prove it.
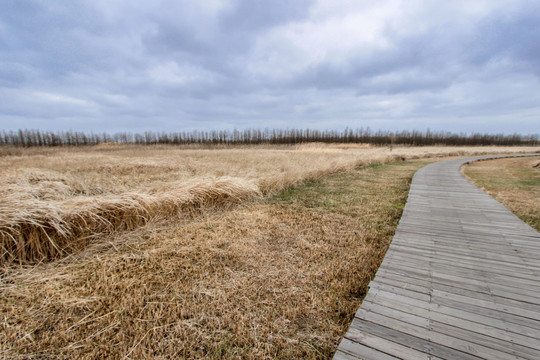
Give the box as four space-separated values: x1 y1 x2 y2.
1 0 539 134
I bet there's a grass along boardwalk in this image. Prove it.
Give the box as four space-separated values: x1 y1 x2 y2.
334 156 540 360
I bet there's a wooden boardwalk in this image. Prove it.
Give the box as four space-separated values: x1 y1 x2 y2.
334 156 540 360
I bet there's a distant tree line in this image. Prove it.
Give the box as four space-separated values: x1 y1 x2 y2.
1 128 538 147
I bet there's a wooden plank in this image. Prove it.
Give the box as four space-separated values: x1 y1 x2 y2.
399 225 540 242
384 249 536 279
385 251 540 283
397 225 540 245
333 349 363 360
370 282 540 331
387 238 539 267
363 292 540 340
386 238 536 260
431 289 540 321
369 282 431 302
363 300 540 351
360 302 540 359
374 269 540 305
345 326 445 360
349 317 484 360
362 288 430 311
395 231 540 253
430 321 540 360
378 263 499 293
385 248 539 275
433 291 540 331
381 261 540 294
335 338 399 360
356 298 523 360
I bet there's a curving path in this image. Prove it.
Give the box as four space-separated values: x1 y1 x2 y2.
334 156 540 360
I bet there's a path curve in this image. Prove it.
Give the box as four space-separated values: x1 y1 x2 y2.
334 155 540 360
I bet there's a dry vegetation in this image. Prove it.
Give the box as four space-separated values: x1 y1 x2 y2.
1 144 539 359
1 159 432 359
463 156 540 231
2 143 538 265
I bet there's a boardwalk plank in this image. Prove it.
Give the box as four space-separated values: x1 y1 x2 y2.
344 327 443 360
360 301 540 359
349 317 484 360
381 261 540 294
333 350 363 360
354 309 522 360
374 269 540 304
336 338 399 360
385 251 540 282
431 289 540 321
363 292 540 339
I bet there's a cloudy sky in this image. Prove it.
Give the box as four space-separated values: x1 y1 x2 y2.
1 0 539 134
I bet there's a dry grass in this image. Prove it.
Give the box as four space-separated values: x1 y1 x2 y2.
463 156 540 231
2 144 540 358
0 160 432 359
2 144 538 264
0 177 259 264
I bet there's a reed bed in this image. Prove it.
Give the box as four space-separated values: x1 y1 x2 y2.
1 144 538 264
1 177 259 264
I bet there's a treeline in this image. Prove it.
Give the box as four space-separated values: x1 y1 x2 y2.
1 128 538 147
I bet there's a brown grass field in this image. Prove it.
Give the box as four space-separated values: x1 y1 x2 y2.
463 155 540 231
1 144 539 358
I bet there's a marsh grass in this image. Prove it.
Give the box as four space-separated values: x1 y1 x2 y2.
0 177 259 264
463 156 540 231
2 148 540 358
0 160 434 359
1 144 538 264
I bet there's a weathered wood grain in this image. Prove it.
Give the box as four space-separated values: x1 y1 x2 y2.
334 155 540 360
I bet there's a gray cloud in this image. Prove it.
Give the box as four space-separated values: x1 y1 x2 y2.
0 0 539 134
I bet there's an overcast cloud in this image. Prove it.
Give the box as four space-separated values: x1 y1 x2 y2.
1 0 539 134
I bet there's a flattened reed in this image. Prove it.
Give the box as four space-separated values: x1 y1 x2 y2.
1 144 538 264
1 177 259 264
